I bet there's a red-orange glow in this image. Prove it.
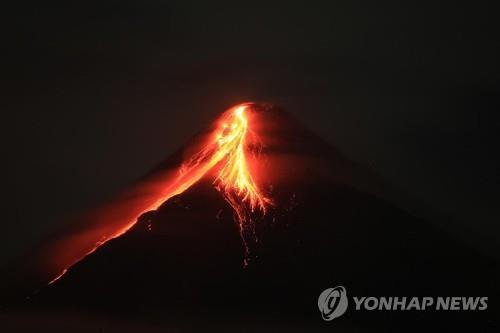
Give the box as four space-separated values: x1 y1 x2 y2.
214 105 270 211
48 103 270 284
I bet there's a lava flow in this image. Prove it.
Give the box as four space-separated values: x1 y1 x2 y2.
48 103 270 284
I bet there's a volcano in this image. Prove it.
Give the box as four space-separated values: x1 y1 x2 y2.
1 104 498 332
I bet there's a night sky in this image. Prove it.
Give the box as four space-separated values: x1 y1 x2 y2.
1 1 498 264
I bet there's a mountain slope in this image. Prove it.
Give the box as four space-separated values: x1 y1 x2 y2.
2 104 498 332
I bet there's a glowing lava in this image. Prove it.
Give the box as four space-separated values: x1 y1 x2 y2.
215 105 269 210
49 103 270 284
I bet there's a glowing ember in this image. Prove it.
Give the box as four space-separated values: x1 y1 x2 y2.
49 103 270 284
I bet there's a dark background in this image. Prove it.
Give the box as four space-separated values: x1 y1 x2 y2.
1 1 498 265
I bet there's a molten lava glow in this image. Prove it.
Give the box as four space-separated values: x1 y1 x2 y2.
214 106 269 212
49 103 270 284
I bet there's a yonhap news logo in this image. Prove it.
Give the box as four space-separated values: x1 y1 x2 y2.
317 286 348 321
318 285 488 321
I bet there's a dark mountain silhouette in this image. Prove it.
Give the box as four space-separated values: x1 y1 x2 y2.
1 104 498 332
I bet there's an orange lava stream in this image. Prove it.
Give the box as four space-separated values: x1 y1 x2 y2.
213 106 271 248
49 103 269 284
